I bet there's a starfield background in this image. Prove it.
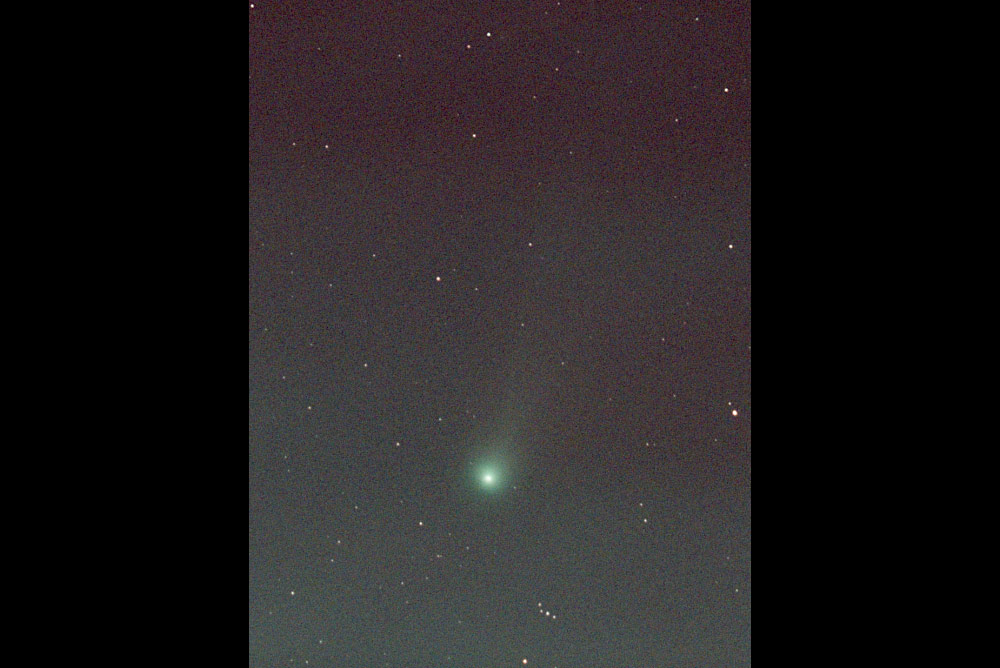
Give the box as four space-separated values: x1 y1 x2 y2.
249 1 750 665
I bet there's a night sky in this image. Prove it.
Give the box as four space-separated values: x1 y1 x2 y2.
249 1 750 666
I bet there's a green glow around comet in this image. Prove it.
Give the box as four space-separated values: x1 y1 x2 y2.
468 436 516 496
473 459 507 494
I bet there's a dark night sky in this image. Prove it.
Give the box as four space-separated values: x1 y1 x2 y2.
249 1 750 665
